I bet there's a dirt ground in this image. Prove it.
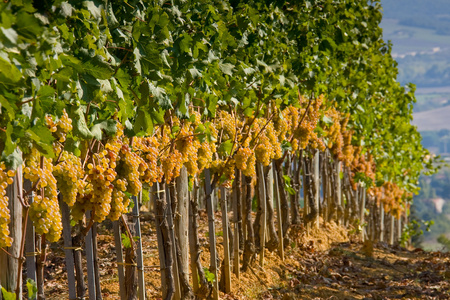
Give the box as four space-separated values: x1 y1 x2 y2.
39 211 450 299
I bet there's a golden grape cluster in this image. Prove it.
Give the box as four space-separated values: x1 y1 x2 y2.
25 149 62 242
235 147 256 177
0 164 15 248
53 151 83 206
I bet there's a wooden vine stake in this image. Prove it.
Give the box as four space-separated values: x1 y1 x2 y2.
360 187 366 242
112 220 127 300
133 193 146 300
204 169 219 300
380 205 385 242
272 160 284 261
153 182 168 299
188 180 199 293
0 166 23 299
175 167 189 286
336 161 342 226
219 186 231 293
165 184 182 300
24 180 37 286
390 215 395 245
84 211 96 300
59 197 76 300
257 163 266 267
232 168 240 279
314 150 320 229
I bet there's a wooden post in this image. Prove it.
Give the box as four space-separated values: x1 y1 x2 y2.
390 215 395 245
92 222 102 300
0 167 23 299
165 184 181 300
188 180 200 293
336 161 342 225
360 187 366 242
24 180 36 285
85 211 96 300
241 172 247 241
153 183 168 299
380 205 384 242
204 169 219 300
175 167 189 284
272 161 284 261
397 216 402 244
112 220 127 300
314 150 320 229
232 169 240 278
133 194 146 300
303 157 309 231
257 163 266 267
219 186 231 293
59 198 77 300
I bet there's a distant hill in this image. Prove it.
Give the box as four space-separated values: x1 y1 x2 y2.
412 105 450 131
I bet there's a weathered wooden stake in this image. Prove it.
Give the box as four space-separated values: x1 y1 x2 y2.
336 161 342 226
112 220 127 300
165 184 181 300
204 169 219 300
314 150 320 229
59 198 76 300
220 186 232 293
133 193 146 300
175 167 189 285
257 163 266 267
153 183 168 299
85 211 96 300
390 215 395 245
360 187 366 242
0 168 23 299
232 169 240 278
272 161 284 261
24 180 36 285
380 205 384 242
188 181 200 293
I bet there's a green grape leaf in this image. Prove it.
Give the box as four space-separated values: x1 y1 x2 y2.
1 27 18 44
282 175 296 195
0 57 22 86
26 279 38 300
2 148 23 171
1 287 15 300
218 140 233 156
26 125 55 158
203 268 215 284
121 233 131 249
90 120 117 140
219 62 235 76
71 107 94 140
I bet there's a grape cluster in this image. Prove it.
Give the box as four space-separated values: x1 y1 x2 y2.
253 119 280 166
88 150 118 222
161 150 183 183
0 164 15 248
210 159 235 188
217 111 236 141
133 136 161 184
25 150 62 242
234 147 256 177
117 144 146 196
46 110 73 153
176 125 201 176
53 151 83 206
